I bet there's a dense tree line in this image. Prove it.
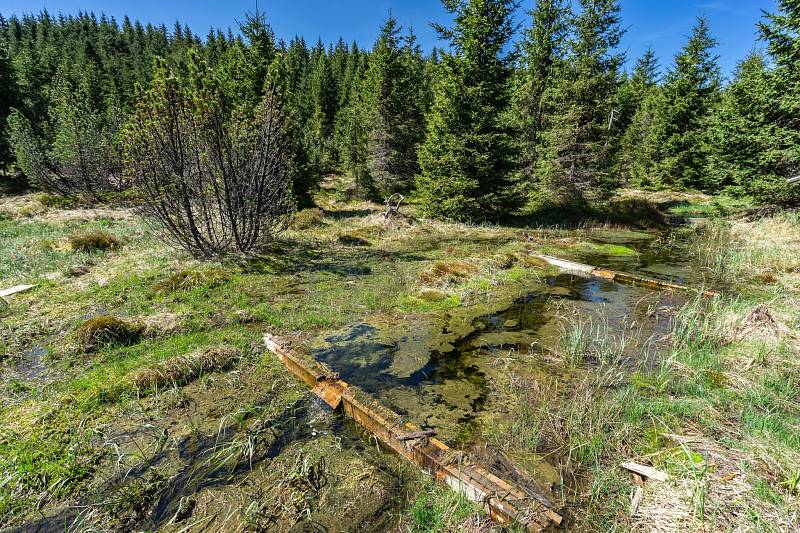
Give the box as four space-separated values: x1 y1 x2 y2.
1 0 799 226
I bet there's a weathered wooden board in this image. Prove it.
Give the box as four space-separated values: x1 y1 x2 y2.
0 284 36 298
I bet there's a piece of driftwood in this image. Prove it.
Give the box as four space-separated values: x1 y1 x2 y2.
383 193 404 219
396 430 437 441
621 462 669 482
0 284 36 298
629 473 645 515
787 175 800 184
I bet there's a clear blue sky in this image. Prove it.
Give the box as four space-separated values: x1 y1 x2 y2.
1 0 777 78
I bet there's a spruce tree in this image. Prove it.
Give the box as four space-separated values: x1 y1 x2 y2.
338 52 371 198
513 0 569 183
361 15 427 198
618 48 659 184
416 0 520 221
535 0 624 198
307 41 337 172
0 39 18 171
756 0 800 204
706 53 774 197
644 17 720 190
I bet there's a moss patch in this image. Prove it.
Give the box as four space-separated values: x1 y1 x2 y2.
68 231 121 252
76 316 144 352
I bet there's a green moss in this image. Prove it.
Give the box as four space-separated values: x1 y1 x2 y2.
577 242 639 257
397 293 461 313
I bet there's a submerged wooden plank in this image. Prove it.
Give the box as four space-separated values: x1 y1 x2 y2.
263 333 562 531
532 254 718 297
0 284 36 298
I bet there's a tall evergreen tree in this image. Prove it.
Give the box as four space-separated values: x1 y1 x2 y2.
307 41 337 172
0 38 19 171
706 53 775 197
618 48 660 184
535 0 624 198
360 14 427 197
756 0 800 204
337 51 371 198
513 0 569 184
416 0 520 221
644 17 720 190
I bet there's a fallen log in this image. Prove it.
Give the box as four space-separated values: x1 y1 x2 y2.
533 254 718 297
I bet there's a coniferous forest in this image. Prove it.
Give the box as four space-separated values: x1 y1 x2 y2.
2 2 800 532
1 1 798 221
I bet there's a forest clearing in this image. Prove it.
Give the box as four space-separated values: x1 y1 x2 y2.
1 0 800 531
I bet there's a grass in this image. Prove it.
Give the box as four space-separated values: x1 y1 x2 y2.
486 212 800 531
400 478 498 532
2 182 797 531
75 315 144 352
68 230 122 252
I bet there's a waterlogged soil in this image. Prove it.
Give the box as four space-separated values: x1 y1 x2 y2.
8 362 413 533
580 227 716 288
311 272 683 445
4 227 708 532
305 228 704 506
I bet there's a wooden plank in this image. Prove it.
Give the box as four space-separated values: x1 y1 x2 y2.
621 461 669 482
0 284 35 298
397 430 436 441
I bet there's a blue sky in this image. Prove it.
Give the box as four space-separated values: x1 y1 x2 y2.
1 0 777 78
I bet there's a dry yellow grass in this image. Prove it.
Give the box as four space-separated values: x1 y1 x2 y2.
419 260 478 286
130 345 239 392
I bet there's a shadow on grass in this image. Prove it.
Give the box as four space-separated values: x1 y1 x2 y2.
0 174 31 197
243 239 430 276
320 207 379 220
504 196 667 230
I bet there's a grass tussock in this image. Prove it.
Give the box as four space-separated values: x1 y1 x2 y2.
68 230 121 252
130 345 239 393
291 207 326 230
336 233 371 247
76 315 144 352
419 260 477 285
152 267 230 294
34 192 72 209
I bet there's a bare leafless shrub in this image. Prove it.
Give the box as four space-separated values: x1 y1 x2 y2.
123 56 294 258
